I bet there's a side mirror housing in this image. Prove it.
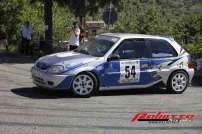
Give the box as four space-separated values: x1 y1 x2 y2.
107 54 120 62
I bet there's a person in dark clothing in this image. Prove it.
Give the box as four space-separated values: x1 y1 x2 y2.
21 21 32 55
39 35 46 54
29 35 46 58
0 28 8 51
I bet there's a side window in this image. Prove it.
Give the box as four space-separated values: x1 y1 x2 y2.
114 39 149 59
149 39 178 58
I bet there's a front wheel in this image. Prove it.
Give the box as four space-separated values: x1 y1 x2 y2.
167 71 189 94
71 73 97 97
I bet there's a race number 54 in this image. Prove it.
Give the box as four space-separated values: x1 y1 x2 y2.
125 65 136 78
120 61 140 83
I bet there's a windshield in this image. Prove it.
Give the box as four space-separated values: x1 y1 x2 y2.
74 38 117 57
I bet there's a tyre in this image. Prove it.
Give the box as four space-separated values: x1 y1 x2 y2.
167 70 189 94
71 72 97 97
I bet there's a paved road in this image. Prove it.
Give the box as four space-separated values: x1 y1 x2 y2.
0 60 202 134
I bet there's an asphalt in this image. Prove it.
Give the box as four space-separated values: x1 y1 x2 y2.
0 57 202 134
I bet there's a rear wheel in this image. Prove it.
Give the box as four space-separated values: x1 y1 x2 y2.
167 71 189 94
71 73 97 97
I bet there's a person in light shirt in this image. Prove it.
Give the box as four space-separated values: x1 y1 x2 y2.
21 21 32 55
68 21 80 51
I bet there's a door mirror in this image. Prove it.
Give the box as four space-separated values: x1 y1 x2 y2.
107 54 120 61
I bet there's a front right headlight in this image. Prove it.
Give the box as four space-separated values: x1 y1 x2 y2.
47 65 64 74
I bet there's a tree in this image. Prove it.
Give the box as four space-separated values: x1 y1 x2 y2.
52 2 73 41
19 1 44 40
173 13 202 44
56 0 120 25
57 0 90 24
113 0 173 35
0 0 25 44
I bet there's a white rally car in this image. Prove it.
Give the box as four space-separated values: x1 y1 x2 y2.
31 33 194 97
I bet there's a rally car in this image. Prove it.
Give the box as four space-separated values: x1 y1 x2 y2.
31 33 194 97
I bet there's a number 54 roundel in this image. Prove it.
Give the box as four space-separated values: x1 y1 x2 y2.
119 60 140 83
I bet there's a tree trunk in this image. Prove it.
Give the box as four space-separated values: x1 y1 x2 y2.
200 19 202 35
44 0 53 54
79 16 83 27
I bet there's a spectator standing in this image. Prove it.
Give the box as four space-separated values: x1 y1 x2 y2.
79 26 84 43
68 22 80 51
39 35 46 54
21 21 32 55
196 55 202 71
0 27 8 51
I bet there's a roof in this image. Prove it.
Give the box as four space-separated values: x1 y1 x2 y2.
100 33 174 41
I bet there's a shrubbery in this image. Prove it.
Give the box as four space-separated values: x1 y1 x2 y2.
0 0 201 58
183 42 202 68
0 0 73 46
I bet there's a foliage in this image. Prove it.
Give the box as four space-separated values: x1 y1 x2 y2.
183 39 202 59
52 2 74 41
182 41 202 68
0 0 25 43
112 0 179 38
0 0 202 56
173 13 202 44
0 0 73 45
56 0 120 23
18 0 44 41
111 0 202 58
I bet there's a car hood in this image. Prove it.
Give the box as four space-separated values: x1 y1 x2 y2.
37 51 97 68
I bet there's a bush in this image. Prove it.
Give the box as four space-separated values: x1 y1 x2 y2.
182 42 202 68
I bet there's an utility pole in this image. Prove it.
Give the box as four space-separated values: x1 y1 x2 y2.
44 0 53 53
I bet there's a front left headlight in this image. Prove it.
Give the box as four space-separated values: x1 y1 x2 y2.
48 65 64 74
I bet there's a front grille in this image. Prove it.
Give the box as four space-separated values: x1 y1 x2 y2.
36 62 49 70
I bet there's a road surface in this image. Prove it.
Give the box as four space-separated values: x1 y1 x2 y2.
0 58 201 134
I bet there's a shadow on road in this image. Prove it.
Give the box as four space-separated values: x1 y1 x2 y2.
0 52 35 64
11 87 172 99
192 78 202 87
11 87 74 99
97 88 170 97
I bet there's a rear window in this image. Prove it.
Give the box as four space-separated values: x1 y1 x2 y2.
148 39 178 58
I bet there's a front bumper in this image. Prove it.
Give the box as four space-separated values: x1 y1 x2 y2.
31 67 74 89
